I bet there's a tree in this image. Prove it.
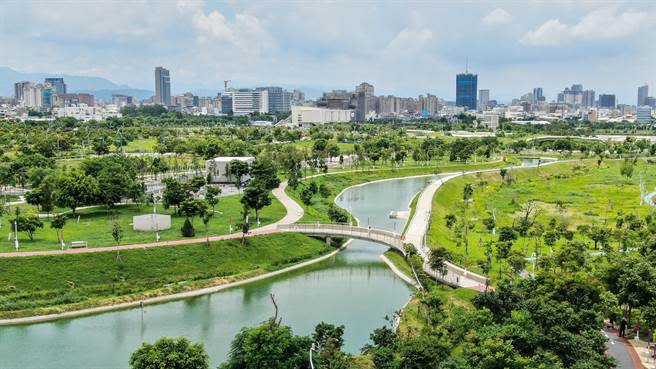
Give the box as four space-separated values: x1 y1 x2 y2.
240 183 271 224
219 324 311 369
130 337 209 369
463 183 474 202
429 247 451 276
53 170 100 214
11 208 43 241
25 179 55 213
620 159 634 181
228 160 250 191
204 186 221 212
300 186 314 205
327 204 348 223
50 214 67 247
498 226 517 242
179 198 209 223
249 157 280 190
162 178 188 213
507 250 527 276
181 218 195 237
112 221 122 245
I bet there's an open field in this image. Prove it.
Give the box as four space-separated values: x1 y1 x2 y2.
428 159 656 279
1 193 285 252
0 233 331 319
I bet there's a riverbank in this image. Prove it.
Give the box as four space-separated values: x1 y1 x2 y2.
0 233 336 324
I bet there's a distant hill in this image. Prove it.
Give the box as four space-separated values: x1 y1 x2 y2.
0 66 153 101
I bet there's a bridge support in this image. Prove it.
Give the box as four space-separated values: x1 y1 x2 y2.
326 237 332 246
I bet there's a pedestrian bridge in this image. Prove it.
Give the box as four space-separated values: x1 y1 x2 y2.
277 223 406 255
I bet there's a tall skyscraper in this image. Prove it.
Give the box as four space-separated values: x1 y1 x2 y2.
638 84 649 107
45 78 66 95
598 94 616 109
582 90 595 108
154 67 171 106
478 89 489 110
532 87 544 103
456 72 477 110
14 81 30 101
356 82 374 97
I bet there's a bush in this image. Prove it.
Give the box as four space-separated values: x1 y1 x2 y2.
181 218 195 237
328 204 349 223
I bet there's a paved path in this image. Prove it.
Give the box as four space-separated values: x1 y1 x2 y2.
0 181 303 258
603 328 645 369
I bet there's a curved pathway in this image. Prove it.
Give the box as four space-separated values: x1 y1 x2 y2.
0 181 303 258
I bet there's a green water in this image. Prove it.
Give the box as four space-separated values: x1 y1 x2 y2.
0 176 432 369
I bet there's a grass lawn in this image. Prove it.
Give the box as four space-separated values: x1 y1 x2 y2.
125 137 158 153
428 159 656 280
384 250 415 280
0 233 332 319
288 160 513 224
1 193 286 252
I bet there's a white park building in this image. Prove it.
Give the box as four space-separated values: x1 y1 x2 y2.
205 156 255 184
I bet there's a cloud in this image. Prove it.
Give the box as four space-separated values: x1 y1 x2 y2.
192 10 234 42
522 7 652 46
483 8 513 26
384 27 433 54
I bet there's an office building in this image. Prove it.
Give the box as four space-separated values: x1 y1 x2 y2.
582 90 595 108
532 87 544 104
14 81 30 101
356 82 374 97
637 106 652 123
223 88 269 115
638 84 649 107
45 78 66 95
478 89 490 110
598 94 616 109
456 72 477 110
646 97 656 108
154 67 171 106
256 87 290 113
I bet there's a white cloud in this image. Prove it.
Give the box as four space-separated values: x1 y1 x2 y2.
522 7 652 46
483 8 513 26
192 10 234 42
384 28 433 54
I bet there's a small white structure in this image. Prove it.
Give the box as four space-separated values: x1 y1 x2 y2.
133 214 171 231
206 156 255 184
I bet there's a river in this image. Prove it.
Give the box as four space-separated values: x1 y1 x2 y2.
0 175 432 369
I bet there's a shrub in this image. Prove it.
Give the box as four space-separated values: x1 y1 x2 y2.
181 218 195 237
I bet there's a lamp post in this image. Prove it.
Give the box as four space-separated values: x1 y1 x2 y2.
13 220 19 251
309 343 316 369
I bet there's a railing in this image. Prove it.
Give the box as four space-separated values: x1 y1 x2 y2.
277 223 405 252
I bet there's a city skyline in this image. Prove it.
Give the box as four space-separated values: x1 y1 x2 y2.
1 1 655 102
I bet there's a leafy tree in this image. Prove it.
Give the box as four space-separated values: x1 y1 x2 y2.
497 226 517 242
327 204 348 223
300 187 314 205
620 159 634 181
204 186 221 212
112 221 122 245
429 247 451 276
53 170 100 214
228 160 250 191
181 218 195 237
445 213 457 229
220 324 311 369
10 208 43 241
240 183 271 224
249 157 280 190
179 198 209 222
162 178 189 213
130 337 209 369
50 214 67 247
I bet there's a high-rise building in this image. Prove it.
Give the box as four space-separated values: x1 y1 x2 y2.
356 82 374 97
636 106 652 123
223 88 269 115
478 89 490 110
45 78 66 95
582 90 595 108
532 87 544 103
154 67 171 106
256 87 290 113
638 84 649 107
598 94 616 109
14 81 30 101
456 72 477 110
571 84 583 92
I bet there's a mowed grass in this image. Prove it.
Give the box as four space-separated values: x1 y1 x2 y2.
0 233 331 319
1 193 286 252
428 159 656 279
288 160 513 224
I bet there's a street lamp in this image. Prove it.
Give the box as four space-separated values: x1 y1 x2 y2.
14 220 19 251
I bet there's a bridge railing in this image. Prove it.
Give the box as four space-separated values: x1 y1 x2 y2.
277 223 404 250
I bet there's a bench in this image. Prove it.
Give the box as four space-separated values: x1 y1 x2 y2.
70 241 87 249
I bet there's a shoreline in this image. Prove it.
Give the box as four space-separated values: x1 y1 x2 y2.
0 244 344 326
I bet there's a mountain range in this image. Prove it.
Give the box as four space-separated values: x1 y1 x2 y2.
0 66 153 101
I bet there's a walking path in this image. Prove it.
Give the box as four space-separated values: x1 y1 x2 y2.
603 328 646 369
0 181 303 258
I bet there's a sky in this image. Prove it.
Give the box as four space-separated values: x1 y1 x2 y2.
1 0 655 102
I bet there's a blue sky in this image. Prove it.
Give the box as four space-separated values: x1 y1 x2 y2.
1 1 655 102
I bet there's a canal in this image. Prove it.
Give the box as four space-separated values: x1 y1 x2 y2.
0 175 432 369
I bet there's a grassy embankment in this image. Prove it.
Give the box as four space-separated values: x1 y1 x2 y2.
428 159 656 280
1 194 285 253
287 160 513 224
0 233 331 319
